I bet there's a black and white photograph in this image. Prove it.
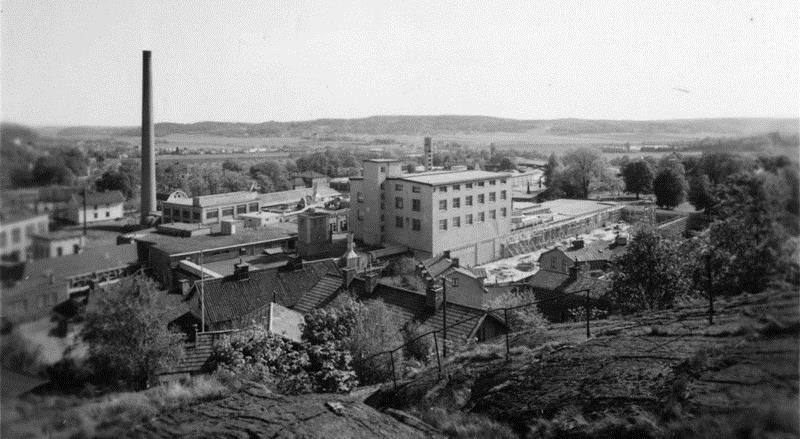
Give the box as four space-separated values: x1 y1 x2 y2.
1 1 798 437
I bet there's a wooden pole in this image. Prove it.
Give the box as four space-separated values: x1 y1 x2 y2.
706 253 713 325
433 331 442 378
585 289 591 339
504 309 510 361
442 278 447 358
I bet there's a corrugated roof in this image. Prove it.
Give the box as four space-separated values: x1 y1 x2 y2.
398 170 509 186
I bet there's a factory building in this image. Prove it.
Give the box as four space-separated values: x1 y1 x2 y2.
349 157 512 267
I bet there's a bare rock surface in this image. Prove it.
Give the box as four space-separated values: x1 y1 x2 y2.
367 288 799 433
111 384 439 439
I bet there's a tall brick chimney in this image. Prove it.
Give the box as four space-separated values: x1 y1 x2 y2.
140 50 156 224
424 137 433 171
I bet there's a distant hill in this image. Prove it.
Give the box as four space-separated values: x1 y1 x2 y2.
45 116 800 138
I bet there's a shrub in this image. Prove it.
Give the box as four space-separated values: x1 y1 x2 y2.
415 406 517 439
484 291 548 331
346 300 404 385
0 331 43 375
401 322 434 364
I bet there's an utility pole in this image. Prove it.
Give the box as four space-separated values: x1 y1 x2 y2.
200 251 205 332
706 252 713 325
585 288 591 339
82 187 88 236
442 277 447 358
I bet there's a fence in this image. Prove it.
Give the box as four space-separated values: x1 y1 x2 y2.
361 285 719 391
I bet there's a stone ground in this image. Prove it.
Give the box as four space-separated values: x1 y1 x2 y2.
105 384 441 439
367 287 799 436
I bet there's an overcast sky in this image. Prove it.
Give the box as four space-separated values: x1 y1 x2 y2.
2 1 798 126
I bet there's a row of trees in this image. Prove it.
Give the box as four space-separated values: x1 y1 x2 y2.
542 148 620 199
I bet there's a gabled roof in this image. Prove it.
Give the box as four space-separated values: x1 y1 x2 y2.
351 279 507 341
70 191 125 206
421 255 478 280
293 273 342 315
526 269 570 291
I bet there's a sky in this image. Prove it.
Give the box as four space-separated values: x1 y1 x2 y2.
1 0 798 126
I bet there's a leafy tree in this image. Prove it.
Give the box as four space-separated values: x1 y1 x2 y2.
698 152 751 186
81 275 183 390
687 174 714 213
608 226 693 312
653 167 687 208
32 156 75 186
95 160 140 199
221 160 243 172
249 161 290 192
543 152 562 189
621 160 654 198
57 147 88 177
345 299 402 385
498 156 516 171
301 296 360 392
561 148 607 199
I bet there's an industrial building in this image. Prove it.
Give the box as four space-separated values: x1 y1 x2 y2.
65 191 126 224
0 212 50 262
349 156 512 267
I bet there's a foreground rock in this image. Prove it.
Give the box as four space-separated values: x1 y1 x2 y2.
368 288 799 437
114 384 439 439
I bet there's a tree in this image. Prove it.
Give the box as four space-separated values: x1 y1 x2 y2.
687 174 714 213
653 168 687 208
621 160 654 198
81 275 183 390
498 156 516 171
32 156 75 186
250 161 290 192
543 152 561 189
561 148 607 199
221 160 243 172
608 226 693 312
95 160 140 199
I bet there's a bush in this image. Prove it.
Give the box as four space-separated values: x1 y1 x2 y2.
401 322 434 364
415 407 517 439
0 331 43 375
346 300 403 385
484 291 548 331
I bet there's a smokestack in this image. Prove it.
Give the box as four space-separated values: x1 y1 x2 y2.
141 50 156 224
424 137 433 171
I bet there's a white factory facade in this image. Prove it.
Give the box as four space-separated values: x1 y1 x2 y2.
349 159 512 267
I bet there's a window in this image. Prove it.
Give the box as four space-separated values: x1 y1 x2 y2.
478 212 485 222
206 210 219 219
466 195 473 206
249 202 259 212
478 194 485 204
501 179 507 184
439 219 448 230
182 210 190 219
93 212 98 219
489 210 496 219
412 185 421 193
412 199 421 211
357 209 364 220
477 181 485 187
106 211 110 217
38 223 47 233
466 214 473 225
489 192 496 202
381 202 385 210
466 183 473 189
501 190 507 200
93 204 98 210
0 231 6 247
412 219 421 231
439 199 447 210
452 197 460 208
25 225 34 237
438 186 447 192
395 184 403 191
395 197 404 209
222 208 234 217
490 179 496 185
237 204 247 214
501 207 507 217
57 247 63 256
453 216 461 227
453 184 460 190
193 211 200 220
395 216 403 228
380 166 386 173
357 192 364 202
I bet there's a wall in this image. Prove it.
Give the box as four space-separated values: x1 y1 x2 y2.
32 236 84 259
0 215 49 261
68 202 124 224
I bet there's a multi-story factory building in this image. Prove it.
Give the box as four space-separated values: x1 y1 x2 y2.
349 159 511 267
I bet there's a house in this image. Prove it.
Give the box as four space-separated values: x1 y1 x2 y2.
537 238 627 275
291 171 329 189
349 276 508 344
0 211 49 262
161 191 262 224
525 263 610 322
417 252 487 308
31 230 86 259
349 157 512 266
1 243 139 323
65 191 125 224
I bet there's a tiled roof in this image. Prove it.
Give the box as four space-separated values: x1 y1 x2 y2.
352 279 506 342
293 274 342 314
71 191 125 205
303 258 342 277
199 268 324 325
526 269 570 291
562 275 610 299
561 240 626 262
38 186 81 203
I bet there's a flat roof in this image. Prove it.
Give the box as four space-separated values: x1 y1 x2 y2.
363 158 400 163
139 222 298 256
32 230 84 240
397 170 510 186
537 199 620 221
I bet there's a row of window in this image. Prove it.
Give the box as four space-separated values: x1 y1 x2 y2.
390 208 508 231
436 191 507 210
0 222 48 248
165 203 259 221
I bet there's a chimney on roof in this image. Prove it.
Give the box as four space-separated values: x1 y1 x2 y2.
140 50 156 224
569 259 585 280
341 267 355 289
451 257 459 269
443 250 451 259
426 285 443 311
364 271 379 295
572 239 584 249
424 137 433 171
234 262 250 281
178 278 191 296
